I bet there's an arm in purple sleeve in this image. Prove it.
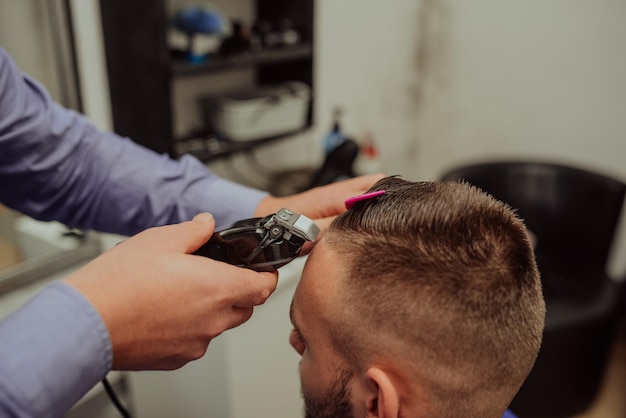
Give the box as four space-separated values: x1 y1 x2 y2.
0 282 112 418
0 48 268 236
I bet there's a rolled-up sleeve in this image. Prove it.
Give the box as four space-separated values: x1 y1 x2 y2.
0 282 112 418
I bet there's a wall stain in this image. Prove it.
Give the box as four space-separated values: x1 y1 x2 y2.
405 0 451 160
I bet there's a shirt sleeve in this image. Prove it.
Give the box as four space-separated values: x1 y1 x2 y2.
0 48 268 236
0 282 112 418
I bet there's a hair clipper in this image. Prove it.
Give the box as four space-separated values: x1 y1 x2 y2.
193 208 320 272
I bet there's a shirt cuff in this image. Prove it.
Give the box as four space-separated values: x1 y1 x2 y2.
182 155 269 230
0 281 112 418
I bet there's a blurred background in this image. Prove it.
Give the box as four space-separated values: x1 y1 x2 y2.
1 0 625 417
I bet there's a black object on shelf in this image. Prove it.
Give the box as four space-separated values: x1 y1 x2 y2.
171 44 312 77
306 138 359 189
219 20 252 57
175 128 310 163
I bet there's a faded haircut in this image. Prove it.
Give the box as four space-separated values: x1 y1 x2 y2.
324 177 545 418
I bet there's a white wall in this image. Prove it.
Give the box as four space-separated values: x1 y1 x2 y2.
0 1 65 103
0 0 112 130
69 0 113 131
315 0 626 178
314 0 626 277
314 0 424 173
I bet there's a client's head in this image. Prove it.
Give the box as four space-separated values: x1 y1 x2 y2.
289 176 545 418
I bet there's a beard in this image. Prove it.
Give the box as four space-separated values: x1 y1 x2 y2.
302 370 355 418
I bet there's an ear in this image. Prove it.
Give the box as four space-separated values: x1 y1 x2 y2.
365 367 400 418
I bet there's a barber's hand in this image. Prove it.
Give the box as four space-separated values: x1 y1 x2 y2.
254 173 385 233
63 213 278 371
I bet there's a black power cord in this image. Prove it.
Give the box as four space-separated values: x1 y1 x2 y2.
102 377 132 418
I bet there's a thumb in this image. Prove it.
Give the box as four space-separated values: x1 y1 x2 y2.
186 212 216 253
161 212 215 253
192 212 215 224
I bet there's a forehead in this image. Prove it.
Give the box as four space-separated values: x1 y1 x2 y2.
292 240 342 328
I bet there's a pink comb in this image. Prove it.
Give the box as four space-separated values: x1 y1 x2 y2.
345 190 386 210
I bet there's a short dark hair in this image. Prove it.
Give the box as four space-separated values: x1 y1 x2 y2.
325 176 545 418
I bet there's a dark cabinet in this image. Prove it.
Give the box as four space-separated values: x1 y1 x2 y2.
99 0 314 161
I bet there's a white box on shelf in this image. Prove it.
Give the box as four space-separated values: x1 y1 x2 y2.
205 81 311 142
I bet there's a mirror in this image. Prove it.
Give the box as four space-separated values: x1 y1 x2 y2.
0 205 100 294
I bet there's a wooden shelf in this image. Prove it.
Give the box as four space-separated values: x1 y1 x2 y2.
171 44 313 77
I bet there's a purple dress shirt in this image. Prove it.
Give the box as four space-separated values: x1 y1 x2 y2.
0 48 267 417
0 49 266 235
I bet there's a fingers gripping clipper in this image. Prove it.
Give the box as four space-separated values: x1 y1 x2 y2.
103 209 317 417
193 208 320 272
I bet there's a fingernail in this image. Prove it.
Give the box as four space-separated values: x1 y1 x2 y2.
193 212 214 223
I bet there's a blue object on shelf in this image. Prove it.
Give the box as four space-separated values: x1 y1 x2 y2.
323 107 345 154
172 6 226 35
171 6 228 63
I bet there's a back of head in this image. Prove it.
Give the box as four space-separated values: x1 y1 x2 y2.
325 177 545 418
